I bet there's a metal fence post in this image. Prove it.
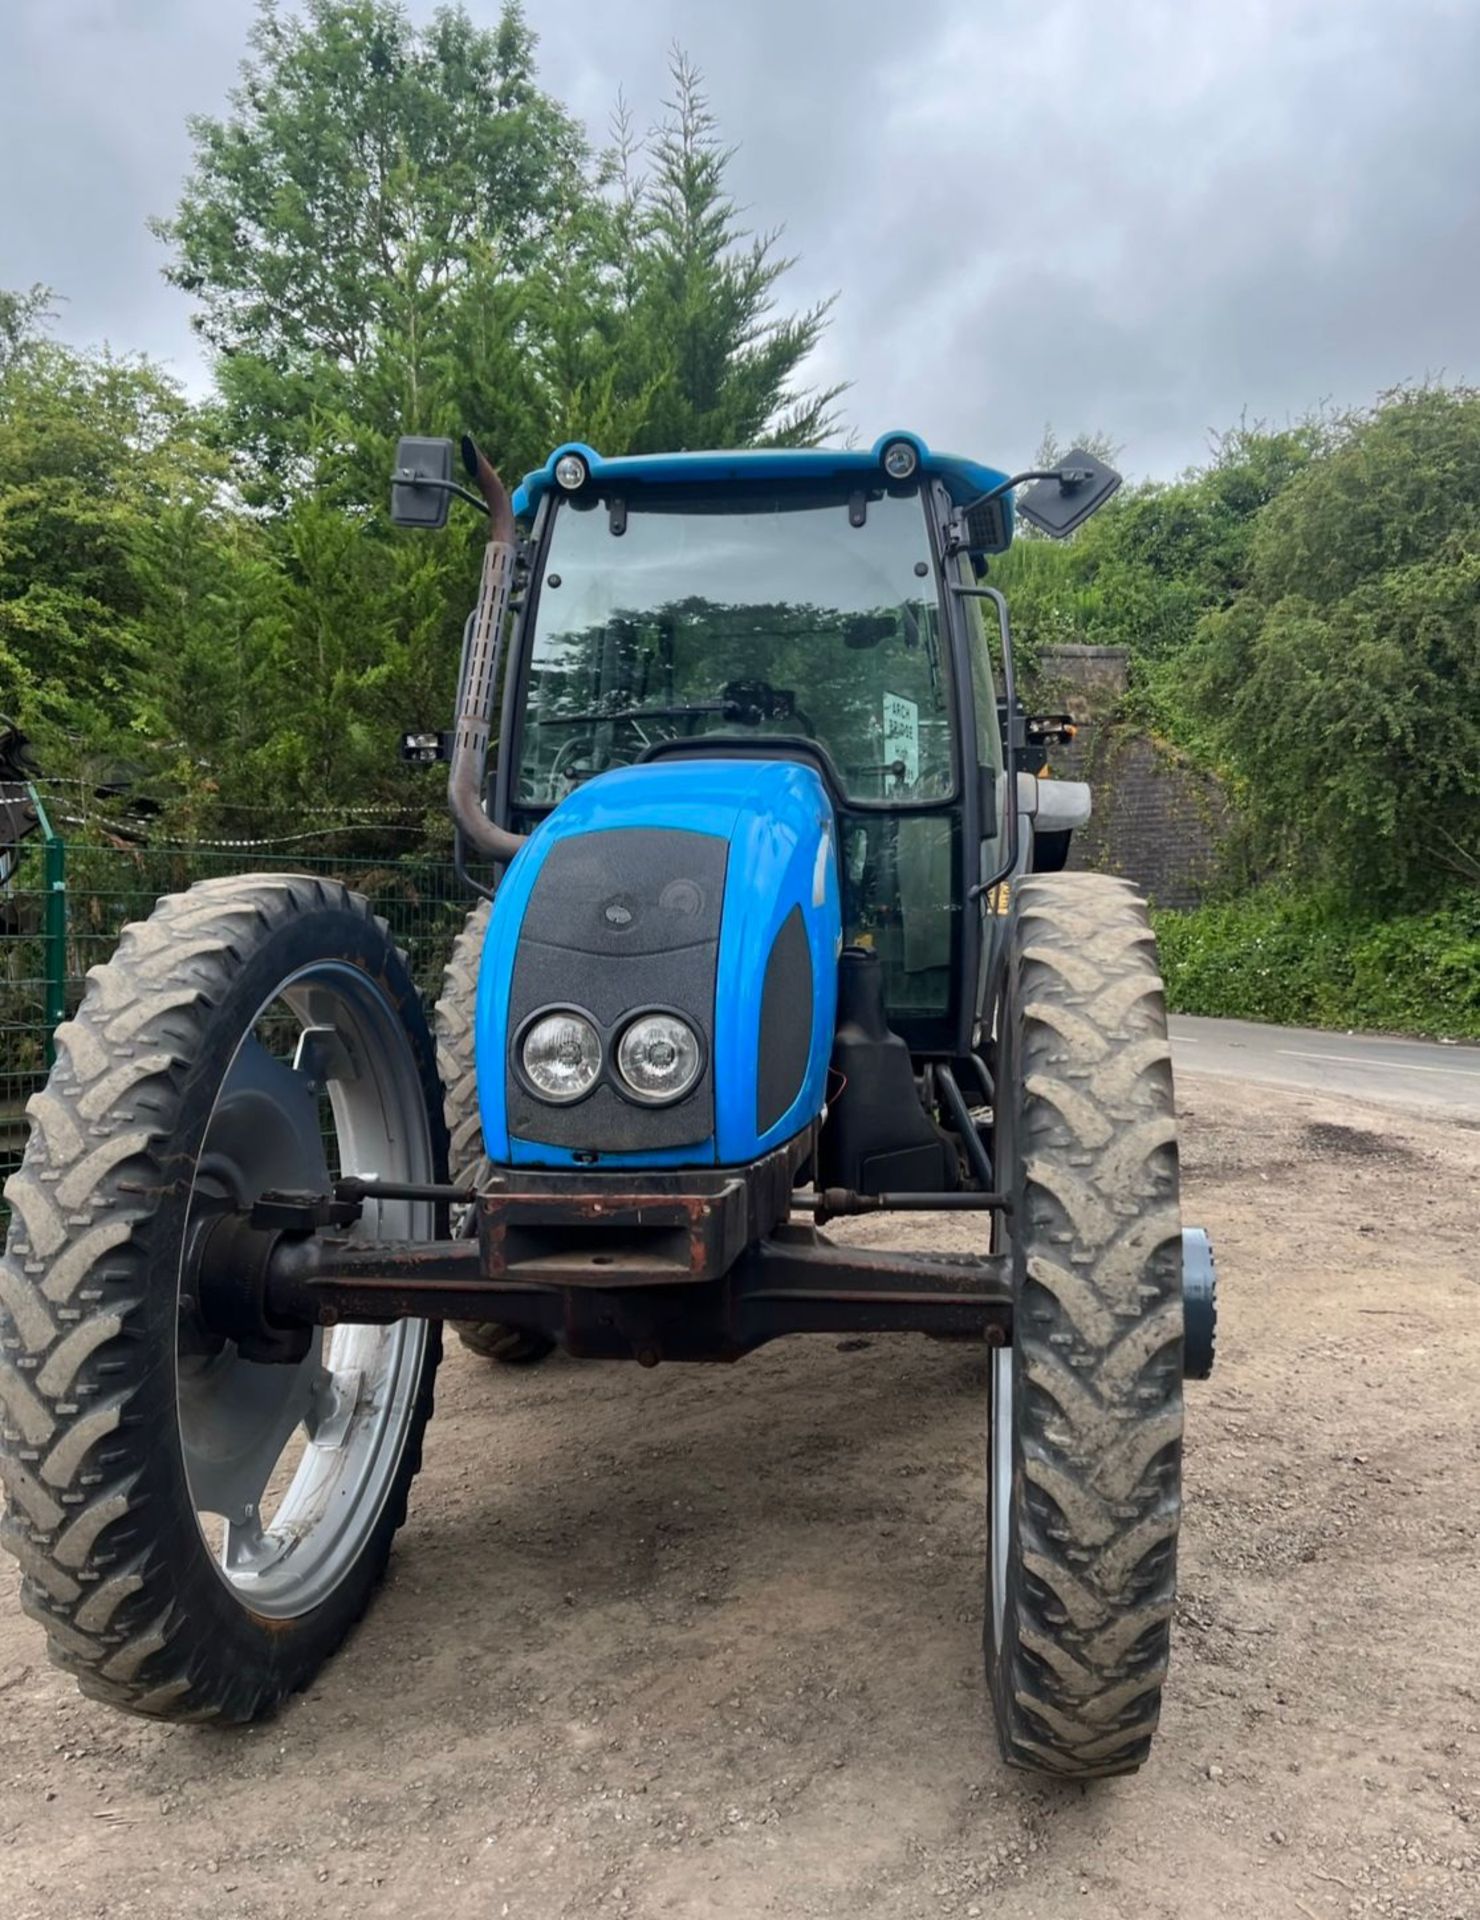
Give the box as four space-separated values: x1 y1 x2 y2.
31 787 66 1066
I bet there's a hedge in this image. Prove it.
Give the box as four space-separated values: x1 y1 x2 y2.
1152 889 1480 1040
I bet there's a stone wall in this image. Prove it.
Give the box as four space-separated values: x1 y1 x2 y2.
1034 645 1229 910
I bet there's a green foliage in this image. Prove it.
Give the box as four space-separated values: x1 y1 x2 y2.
0 285 57 377
610 55 843 451
1155 888 1480 1039
999 397 1480 912
129 477 455 831
0 330 216 770
155 0 587 488
995 418 1326 680
1180 387 1480 902
156 6 839 491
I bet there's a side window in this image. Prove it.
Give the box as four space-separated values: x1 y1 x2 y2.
838 810 959 1023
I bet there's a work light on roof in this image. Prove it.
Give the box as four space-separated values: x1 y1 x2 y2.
554 453 589 492
881 439 919 480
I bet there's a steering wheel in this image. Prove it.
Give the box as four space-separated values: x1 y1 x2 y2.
549 735 596 785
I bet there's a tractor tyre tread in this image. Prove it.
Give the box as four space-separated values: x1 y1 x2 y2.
434 898 490 1191
991 871 1183 1778
0 874 443 1722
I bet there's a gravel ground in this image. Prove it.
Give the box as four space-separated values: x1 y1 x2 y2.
1 1073 1477 1920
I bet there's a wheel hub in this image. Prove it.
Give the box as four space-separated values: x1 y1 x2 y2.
178 1037 330 1530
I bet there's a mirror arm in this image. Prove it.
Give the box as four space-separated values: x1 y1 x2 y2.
390 470 487 516
955 467 1084 518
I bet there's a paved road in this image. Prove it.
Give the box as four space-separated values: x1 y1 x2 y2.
1170 1013 1480 1119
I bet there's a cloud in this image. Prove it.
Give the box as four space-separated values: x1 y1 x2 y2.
0 0 251 381
2 0 1476 475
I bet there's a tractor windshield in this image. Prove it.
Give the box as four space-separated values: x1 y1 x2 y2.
515 488 952 806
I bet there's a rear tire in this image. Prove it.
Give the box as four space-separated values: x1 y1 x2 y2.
0 875 445 1721
986 873 1183 1776
435 901 554 1367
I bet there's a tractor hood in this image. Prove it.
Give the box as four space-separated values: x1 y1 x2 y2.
475 760 841 1169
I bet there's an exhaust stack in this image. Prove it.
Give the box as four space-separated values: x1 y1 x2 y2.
448 436 526 867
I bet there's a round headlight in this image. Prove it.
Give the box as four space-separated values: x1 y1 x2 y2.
616 1013 702 1105
881 439 919 480
554 452 588 492
521 1010 601 1103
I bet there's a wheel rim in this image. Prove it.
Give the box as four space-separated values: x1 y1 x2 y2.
177 960 433 1619
988 1345 1012 1650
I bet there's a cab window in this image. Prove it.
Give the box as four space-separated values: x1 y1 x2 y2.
516 488 953 807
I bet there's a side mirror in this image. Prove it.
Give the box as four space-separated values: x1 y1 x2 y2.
391 435 455 529
1016 449 1122 539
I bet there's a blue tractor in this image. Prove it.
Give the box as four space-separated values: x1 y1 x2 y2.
0 430 1216 1776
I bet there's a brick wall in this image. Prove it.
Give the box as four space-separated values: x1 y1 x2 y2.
1035 646 1229 910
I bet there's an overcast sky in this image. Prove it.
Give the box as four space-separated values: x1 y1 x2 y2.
2 0 1477 478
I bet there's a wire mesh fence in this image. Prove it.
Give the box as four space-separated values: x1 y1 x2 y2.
1 800 470 1222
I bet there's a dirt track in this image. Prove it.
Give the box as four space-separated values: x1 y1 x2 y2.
2 1073 1477 1920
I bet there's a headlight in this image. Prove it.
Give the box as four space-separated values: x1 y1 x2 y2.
881 438 918 480
554 452 588 491
616 1013 702 1105
520 1009 601 1102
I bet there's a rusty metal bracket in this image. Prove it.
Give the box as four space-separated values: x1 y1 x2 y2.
477 1181 750 1285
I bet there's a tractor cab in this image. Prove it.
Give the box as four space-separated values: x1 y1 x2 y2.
500 436 1021 1054
388 429 1119 1188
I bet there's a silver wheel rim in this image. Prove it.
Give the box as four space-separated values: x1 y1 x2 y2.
177 960 433 1619
989 1345 1012 1650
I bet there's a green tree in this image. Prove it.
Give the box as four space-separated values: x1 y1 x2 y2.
0 319 214 777
1183 386 1480 901
0 284 56 378
127 432 488 836
148 3 588 826
158 7 843 486
608 52 844 451
996 418 1325 690
156 0 588 489
141 4 847 834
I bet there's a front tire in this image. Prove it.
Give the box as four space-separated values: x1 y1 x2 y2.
987 873 1184 1776
0 875 445 1721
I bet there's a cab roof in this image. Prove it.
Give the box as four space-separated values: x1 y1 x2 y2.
513 432 1015 549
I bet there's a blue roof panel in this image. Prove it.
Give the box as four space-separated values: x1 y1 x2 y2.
513 432 1015 547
